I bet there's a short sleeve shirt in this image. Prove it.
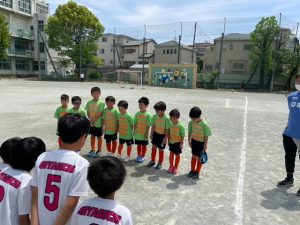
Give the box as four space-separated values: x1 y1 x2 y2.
134 111 151 141
166 121 185 144
283 91 300 139
188 119 212 142
85 99 105 128
118 112 134 140
68 107 87 117
103 108 119 135
151 114 169 135
54 106 70 119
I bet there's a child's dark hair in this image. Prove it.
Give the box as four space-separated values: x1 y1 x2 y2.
58 114 90 144
60 94 69 101
71 96 81 103
169 109 180 118
105 96 116 103
117 100 128 109
189 107 202 118
87 156 126 198
0 137 21 163
91 87 101 94
9 137 46 172
154 101 166 111
138 97 149 106
296 73 300 79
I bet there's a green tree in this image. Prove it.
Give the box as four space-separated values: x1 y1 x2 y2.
249 16 280 89
46 1 104 74
0 14 10 59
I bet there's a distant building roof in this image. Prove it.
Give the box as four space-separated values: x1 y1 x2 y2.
215 33 251 41
156 40 195 51
122 39 156 47
129 64 149 69
102 33 136 41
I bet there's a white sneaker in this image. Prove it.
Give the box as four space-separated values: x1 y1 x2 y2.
98 151 103 157
123 155 130 162
117 154 121 159
106 152 110 156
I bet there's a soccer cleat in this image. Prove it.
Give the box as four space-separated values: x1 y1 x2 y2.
277 178 294 187
87 150 94 157
117 154 121 159
134 156 141 162
187 171 195 178
297 188 300 197
172 167 178 174
123 155 130 162
192 172 200 180
97 151 103 157
147 160 156 168
106 152 111 156
136 156 145 163
155 163 162 170
91 151 100 158
168 166 174 173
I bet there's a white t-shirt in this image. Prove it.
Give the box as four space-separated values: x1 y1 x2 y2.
0 162 8 172
31 150 89 225
80 73 84 78
70 197 133 225
0 166 32 225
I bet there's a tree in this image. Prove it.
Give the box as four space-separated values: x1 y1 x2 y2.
249 16 280 89
46 1 104 74
0 14 10 59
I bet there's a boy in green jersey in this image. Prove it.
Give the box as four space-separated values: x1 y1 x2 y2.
117 100 134 162
134 97 151 163
68 96 87 117
54 94 70 147
85 87 105 158
102 96 119 156
147 101 169 170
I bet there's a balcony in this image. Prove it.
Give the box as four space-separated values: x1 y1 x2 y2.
8 48 34 58
10 28 34 40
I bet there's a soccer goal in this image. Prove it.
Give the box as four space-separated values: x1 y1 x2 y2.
117 69 143 86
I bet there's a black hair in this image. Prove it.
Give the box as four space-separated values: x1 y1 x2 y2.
117 100 128 109
296 73 300 79
189 107 202 118
169 109 180 118
87 156 126 198
105 96 116 103
154 101 166 111
60 94 69 100
0 137 21 163
9 137 46 172
138 97 149 106
91 87 101 94
58 114 90 144
71 96 82 103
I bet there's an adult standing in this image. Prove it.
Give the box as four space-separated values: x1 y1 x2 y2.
80 73 85 82
277 74 300 196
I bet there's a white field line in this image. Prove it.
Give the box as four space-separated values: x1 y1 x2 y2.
234 96 248 225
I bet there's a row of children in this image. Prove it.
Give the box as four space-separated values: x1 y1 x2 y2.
55 87 212 178
0 114 133 225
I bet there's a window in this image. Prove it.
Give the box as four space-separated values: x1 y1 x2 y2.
16 59 29 71
166 49 169 54
40 61 45 71
15 38 29 51
110 60 113 64
18 0 31 14
39 43 45 53
33 61 39 71
102 37 107 42
38 20 44 32
36 3 49 14
244 44 252 51
163 49 165 54
124 49 136 54
0 59 11 70
205 65 213 71
99 49 105 54
229 43 234 50
170 49 173 54
0 0 12 8
215 63 220 69
231 62 245 71
174 49 177 54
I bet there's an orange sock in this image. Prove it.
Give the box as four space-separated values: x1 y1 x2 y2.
127 146 132 157
151 147 157 161
112 141 117 153
137 145 142 156
196 159 203 173
169 152 174 167
106 142 112 152
191 157 197 172
174 154 181 168
97 137 102 152
141 145 147 157
158 150 164 164
118 144 123 155
91 135 96 150
58 137 63 148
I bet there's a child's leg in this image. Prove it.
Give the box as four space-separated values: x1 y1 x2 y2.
158 149 164 164
118 144 124 155
196 158 203 174
91 135 96 151
127 145 132 157
106 141 112 153
151 145 157 162
112 141 117 154
174 153 181 169
97 136 102 152
58 137 63 148
169 152 174 167
191 156 197 172
141 145 147 158
137 144 142 156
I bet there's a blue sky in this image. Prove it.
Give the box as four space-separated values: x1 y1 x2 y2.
49 0 300 43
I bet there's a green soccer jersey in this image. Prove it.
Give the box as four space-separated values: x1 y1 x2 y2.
68 107 87 117
151 114 169 135
54 106 70 119
103 108 119 135
166 120 185 144
118 112 134 140
134 111 151 141
85 99 105 128
188 119 212 142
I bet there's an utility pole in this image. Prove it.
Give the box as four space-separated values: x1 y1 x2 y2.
178 35 181 64
141 25 146 85
113 27 116 72
294 22 299 54
216 33 224 89
191 22 197 64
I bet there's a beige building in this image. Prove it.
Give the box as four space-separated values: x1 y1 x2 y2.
154 41 196 64
188 42 214 61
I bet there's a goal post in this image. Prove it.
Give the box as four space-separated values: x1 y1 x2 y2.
117 69 143 86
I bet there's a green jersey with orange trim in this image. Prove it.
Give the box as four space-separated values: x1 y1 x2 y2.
151 114 169 135
68 107 87 117
188 119 212 142
54 106 70 119
166 120 185 144
103 108 119 135
118 112 134 140
85 99 105 128
134 111 151 141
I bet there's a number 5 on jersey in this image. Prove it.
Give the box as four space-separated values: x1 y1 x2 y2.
44 174 61 211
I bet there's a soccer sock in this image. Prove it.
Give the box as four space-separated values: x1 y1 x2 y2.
287 173 294 180
196 159 203 173
58 137 63 148
169 152 175 167
118 144 123 155
158 150 164 164
106 142 112 152
127 146 132 157
141 145 147 157
191 157 197 172
137 145 142 156
97 137 102 152
112 141 117 154
174 154 181 168
151 147 157 161
91 135 96 151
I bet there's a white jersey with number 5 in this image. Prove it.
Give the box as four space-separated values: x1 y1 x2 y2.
0 166 32 225
70 197 133 225
31 150 89 225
